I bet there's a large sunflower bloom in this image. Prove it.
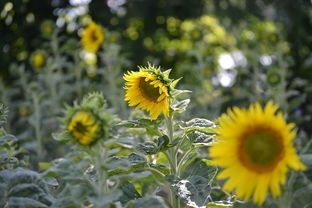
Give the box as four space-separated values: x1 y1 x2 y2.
209 101 306 205
67 111 101 145
81 21 104 52
124 71 170 120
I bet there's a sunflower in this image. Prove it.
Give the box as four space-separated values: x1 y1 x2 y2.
124 67 170 120
209 101 306 205
30 50 46 69
67 111 101 145
81 21 104 52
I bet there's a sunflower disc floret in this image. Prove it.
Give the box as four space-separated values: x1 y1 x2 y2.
124 65 174 120
209 101 306 205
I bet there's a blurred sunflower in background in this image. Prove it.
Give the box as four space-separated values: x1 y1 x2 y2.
81 21 105 52
67 111 101 145
30 50 46 69
61 92 111 146
209 101 306 205
124 65 172 120
40 20 55 38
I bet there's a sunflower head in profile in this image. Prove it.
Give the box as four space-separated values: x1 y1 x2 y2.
67 111 101 145
124 64 176 120
81 21 104 52
62 92 111 146
209 101 306 205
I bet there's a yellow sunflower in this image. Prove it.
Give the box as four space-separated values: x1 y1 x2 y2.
81 21 104 52
67 111 101 145
124 70 170 120
209 101 306 205
31 51 46 69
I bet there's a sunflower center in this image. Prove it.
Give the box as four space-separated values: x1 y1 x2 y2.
239 129 283 173
90 30 98 42
139 77 161 102
74 121 88 134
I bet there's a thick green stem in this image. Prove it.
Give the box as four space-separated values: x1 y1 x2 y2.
94 145 108 196
177 148 194 178
166 114 180 208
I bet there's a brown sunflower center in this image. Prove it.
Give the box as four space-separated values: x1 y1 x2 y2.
139 77 161 102
73 121 88 134
90 30 98 42
239 129 284 173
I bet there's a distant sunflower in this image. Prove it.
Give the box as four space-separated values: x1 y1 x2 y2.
124 67 170 120
209 101 306 205
81 21 104 52
30 50 46 69
67 111 101 145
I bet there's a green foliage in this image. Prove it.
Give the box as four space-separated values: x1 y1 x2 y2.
0 168 53 208
0 1 311 207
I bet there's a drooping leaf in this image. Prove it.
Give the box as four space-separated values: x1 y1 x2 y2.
187 131 215 147
171 99 191 113
136 141 159 155
119 182 141 205
180 118 216 134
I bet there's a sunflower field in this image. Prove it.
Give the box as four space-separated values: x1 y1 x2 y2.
1 0 312 208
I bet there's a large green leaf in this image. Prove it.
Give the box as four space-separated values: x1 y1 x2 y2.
0 168 54 208
173 159 218 208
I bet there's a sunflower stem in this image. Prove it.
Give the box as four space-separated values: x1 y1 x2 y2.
94 144 108 196
166 113 180 208
32 92 43 158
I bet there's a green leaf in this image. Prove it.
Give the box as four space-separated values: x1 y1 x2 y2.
171 89 192 98
206 201 233 207
89 190 123 207
149 163 170 174
125 196 167 208
136 141 158 155
178 151 199 174
119 182 141 205
51 131 71 142
173 159 218 207
117 119 162 136
155 135 169 151
39 162 54 170
171 99 190 113
187 131 215 147
107 153 147 176
117 119 161 128
8 197 48 208
180 118 216 134
170 77 183 88
173 176 212 207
